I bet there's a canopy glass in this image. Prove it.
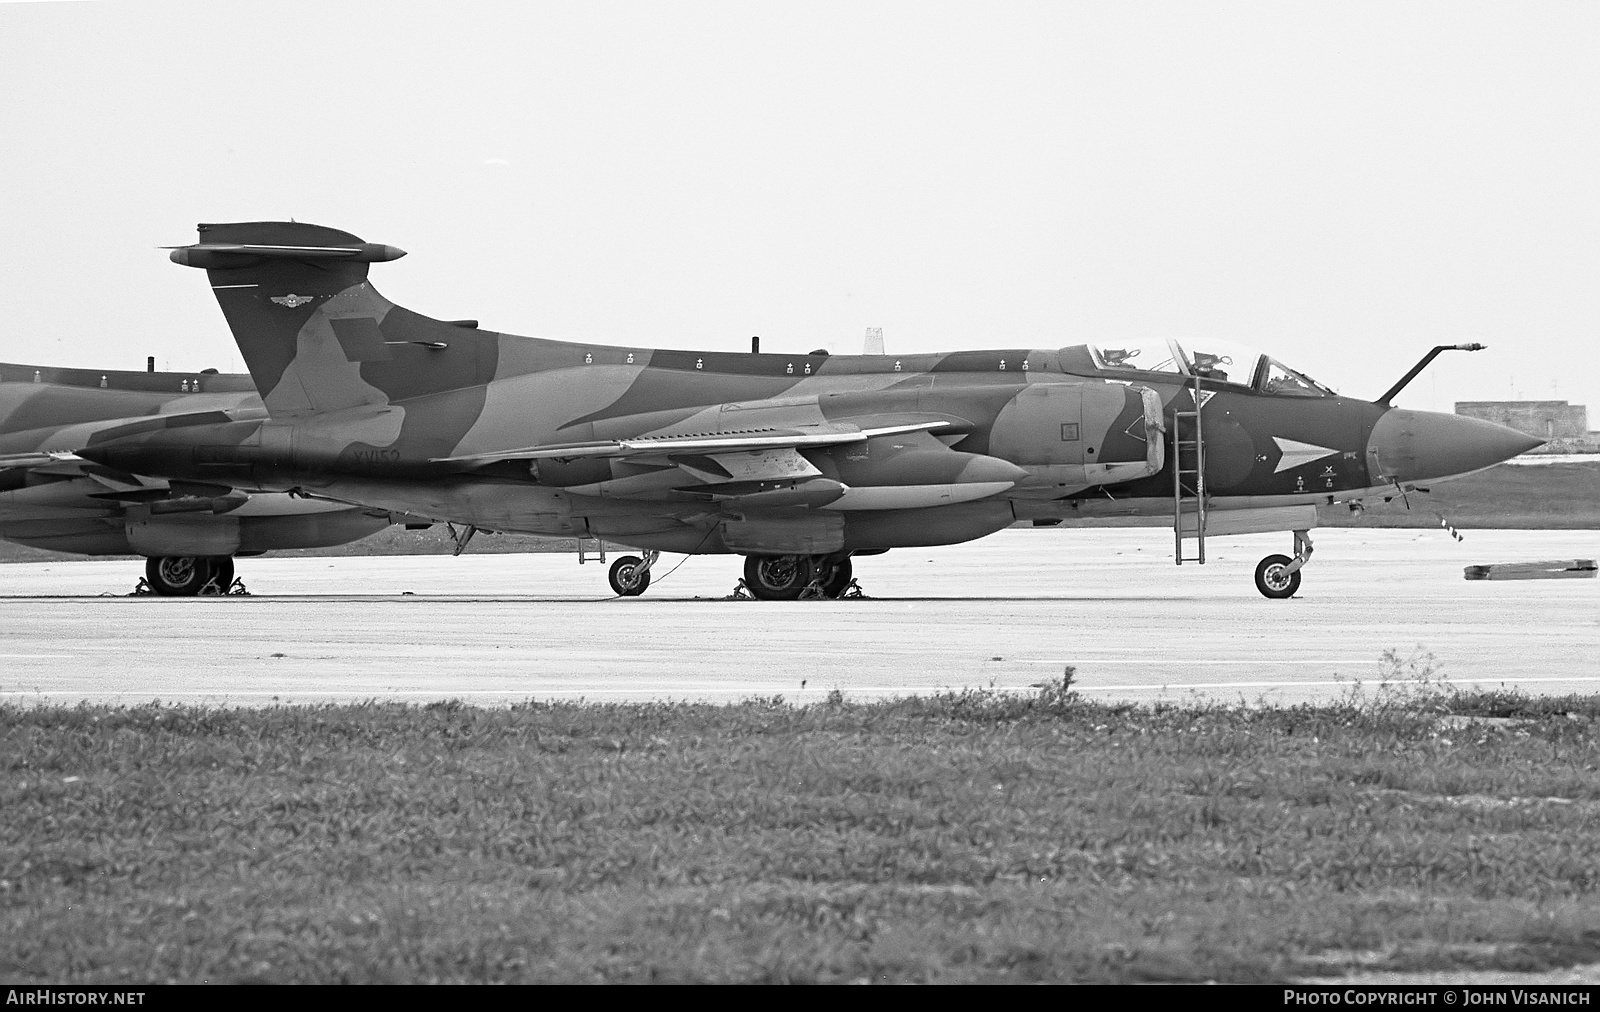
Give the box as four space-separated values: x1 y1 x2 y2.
1086 339 1336 396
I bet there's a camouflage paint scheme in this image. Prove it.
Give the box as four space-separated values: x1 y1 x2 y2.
77 222 1540 595
0 362 389 560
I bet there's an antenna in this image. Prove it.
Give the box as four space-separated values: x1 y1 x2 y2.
863 327 884 355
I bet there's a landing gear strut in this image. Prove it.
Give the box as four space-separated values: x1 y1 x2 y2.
814 555 853 599
205 556 235 594
1254 530 1313 599
608 551 659 596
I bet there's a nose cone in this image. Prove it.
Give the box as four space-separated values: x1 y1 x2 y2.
1367 408 1544 483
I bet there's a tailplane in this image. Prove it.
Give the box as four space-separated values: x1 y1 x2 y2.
169 222 495 416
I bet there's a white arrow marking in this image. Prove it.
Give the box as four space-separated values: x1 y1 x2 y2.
1272 436 1340 473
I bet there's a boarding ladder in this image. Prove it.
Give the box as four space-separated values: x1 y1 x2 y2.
1173 372 1207 565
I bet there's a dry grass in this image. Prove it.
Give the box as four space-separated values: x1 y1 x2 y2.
1319 459 1600 529
4 683 1600 983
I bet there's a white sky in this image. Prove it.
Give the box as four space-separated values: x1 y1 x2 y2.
2 0 1596 416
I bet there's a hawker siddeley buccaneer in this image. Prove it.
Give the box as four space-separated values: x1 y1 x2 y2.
76 221 1542 599
0 361 394 594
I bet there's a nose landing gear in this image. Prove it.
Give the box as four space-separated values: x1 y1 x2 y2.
608 550 659 596
1254 530 1313 599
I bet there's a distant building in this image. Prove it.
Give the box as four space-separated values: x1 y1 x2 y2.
1454 400 1598 453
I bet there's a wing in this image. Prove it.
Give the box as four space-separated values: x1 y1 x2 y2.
430 420 951 465
0 451 88 473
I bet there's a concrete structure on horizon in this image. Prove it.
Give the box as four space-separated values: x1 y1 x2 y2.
1455 400 1599 454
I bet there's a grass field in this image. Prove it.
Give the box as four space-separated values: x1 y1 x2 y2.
5 675 1600 984
1317 460 1600 530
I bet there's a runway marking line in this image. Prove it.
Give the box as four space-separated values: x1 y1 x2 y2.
3 687 971 697
9 676 1600 701
1077 675 1600 691
1018 658 1370 665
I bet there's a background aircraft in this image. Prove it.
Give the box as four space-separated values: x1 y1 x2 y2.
0 361 393 594
81 221 1541 600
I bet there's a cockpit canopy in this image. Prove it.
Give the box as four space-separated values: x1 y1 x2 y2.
1086 339 1336 397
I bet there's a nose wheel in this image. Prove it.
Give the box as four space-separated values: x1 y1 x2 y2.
1254 530 1312 599
608 551 659 596
1254 555 1300 599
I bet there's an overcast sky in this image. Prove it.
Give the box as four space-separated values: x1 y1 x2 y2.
2 0 1596 416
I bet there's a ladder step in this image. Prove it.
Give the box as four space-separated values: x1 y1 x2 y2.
1174 377 1207 566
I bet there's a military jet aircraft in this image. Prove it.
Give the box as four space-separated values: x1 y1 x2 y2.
0 361 393 594
77 221 1542 599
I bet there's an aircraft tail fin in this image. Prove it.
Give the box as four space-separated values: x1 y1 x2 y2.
169 222 496 416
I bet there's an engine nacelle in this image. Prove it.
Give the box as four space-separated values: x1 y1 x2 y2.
988 380 1165 494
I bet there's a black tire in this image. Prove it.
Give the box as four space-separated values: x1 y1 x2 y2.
145 556 207 597
1254 554 1301 599
202 556 235 594
743 554 814 601
819 556 853 598
608 555 651 596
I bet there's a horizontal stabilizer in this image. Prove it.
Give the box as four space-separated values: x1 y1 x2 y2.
432 421 949 465
168 242 406 269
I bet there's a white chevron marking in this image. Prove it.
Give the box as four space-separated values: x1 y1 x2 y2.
1272 437 1340 473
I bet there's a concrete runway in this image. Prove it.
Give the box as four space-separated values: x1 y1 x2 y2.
0 528 1595 707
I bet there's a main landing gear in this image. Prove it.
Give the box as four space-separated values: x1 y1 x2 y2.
742 553 857 601
1254 530 1313 600
608 551 659 596
143 555 237 597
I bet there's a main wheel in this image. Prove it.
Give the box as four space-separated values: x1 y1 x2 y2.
201 556 234 594
743 554 814 601
1254 554 1301 599
818 556 853 598
146 556 207 597
608 555 651 596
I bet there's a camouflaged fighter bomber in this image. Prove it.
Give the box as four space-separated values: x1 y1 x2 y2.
78 221 1541 599
0 361 392 594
